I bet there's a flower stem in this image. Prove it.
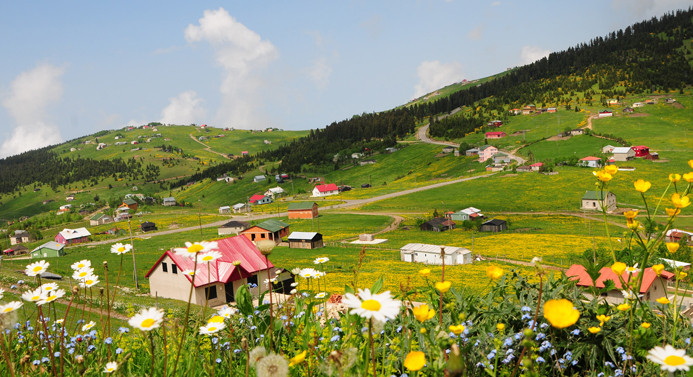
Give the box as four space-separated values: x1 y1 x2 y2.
172 255 199 376
0 331 16 377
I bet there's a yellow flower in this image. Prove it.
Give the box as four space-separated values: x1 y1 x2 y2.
617 303 631 311
666 208 681 217
641 322 651 328
657 297 671 305
403 351 426 371
412 304 435 323
623 210 638 220
652 264 665 276
418 268 431 277
634 179 651 193
288 350 307 367
684 172 693 183
627 220 641 230
593 170 612 182
604 165 618 175
672 193 691 209
669 173 682 183
677 271 688 279
435 281 452 293
588 327 601 334
690 160 693 169
496 323 505 332
611 262 627 275
543 299 580 329
449 324 465 335
596 314 611 326
666 243 680 253
486 266 504 280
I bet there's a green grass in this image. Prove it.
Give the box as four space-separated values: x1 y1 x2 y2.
520 134 613 161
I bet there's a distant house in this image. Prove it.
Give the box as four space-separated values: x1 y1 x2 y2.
666 229 693 244
547 107 557 113
601 145 616 154
232 203 250 213
645 99 656 105
312 183 339 197
146 235 286 305
400 243 472 265
31 242 65 259
567 264 673 302
218 206 231 214
611 147 635 161
9 230 32 245
478 145 498 162
56 228 91 245
288 202 319 219
579 156 602 168
485 131 506 139
622 107 634 114
66 194 75 201
449 207 484 222
492 152 511 164
385 147 398 153
287 232 324 249
465 147 479 156
480 219 508 232
163 197 176 206
263 139 272 144
420 217 455 232
570 129 584 136
632 102 645 108
359 159 377 166
3 245 28 257
598 110 613 118
264 187 284 198
240 219 290 244
242 151 249 156
487 120 503 127
606 99 619 105
141 222 157 232
217 175 234 183
665 98 677 104
253 175 266 183
632 145 650 157
530 162 544 172
89 213 113 226
442 146 455 153
516 166 532 172
218 220 250 236
122 198 138 211
57 204 72 214
644 152 659 160
581 191 616 212
249 194 273 205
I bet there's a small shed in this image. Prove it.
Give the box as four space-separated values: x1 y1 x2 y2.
141 222 158 232
31 241 65 259
287 232 324 249
400 243 472 265
89 213 113 226
163 197 176 206
480 219 508 232
420 217 456 232
218 221 250 236
232 203 250 213
219 206 231 214
253 175 266 183
581 191 616 212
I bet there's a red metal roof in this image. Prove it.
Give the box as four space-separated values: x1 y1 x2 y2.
580 156 601 161
485 132 506 137
249 194 265 203
145 235 273 288
530 162 543 167
566 264 673 294
315 183 338 192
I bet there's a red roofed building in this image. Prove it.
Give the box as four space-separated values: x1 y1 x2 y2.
632 145 650 157
145 235 291 305
249 194 272 205
485 131 506 139
312 183 339 197
530 162 543 172
579 156 602 168
566 264 674 302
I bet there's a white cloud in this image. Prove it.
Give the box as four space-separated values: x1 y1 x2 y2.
413 60 464 98
491 1 501 6
185 8 278 128
468 25 483 41
1 64 65 157
308 57 332 90
611 0 691 18
160 91 207 125
520 45 551 65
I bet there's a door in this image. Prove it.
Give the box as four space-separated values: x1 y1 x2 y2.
225 281 235 302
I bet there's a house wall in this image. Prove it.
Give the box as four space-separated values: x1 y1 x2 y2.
218 227 244 236
289 239 323 249
612 152 634 162
400 250 470 265
451 213 469 221
581 194 616 212
288 207 318 219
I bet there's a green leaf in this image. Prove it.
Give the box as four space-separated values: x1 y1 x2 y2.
235 284 254 316
370 276 384 294
345 285 355 295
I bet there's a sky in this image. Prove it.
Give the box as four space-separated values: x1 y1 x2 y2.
0 0 690 157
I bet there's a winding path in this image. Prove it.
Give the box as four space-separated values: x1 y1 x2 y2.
188 134 230 159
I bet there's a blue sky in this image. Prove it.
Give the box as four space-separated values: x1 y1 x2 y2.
0 0 689 157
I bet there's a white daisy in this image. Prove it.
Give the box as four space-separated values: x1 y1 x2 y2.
78 275 100 288
0 301 23 314
621 289 637 300
103 361 118 373
71 260 91 271
82 321 96 332
110 243 132 255
37 289 65 306
21 288 45 303
128 307 164 331
72 267 94 281
40 282 59 293
299 268 317 279
342 288 402 323
313 270 325 279
181 269 197 277
217 305 237 318
290 282 299 287
196 250 222 264
314 257 329 264
647 345 693 372
25 260 50 277
199 322 226 336
174 241 218 258
625 263 640 274
315 292 327 299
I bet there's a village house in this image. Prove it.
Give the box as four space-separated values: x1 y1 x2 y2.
253 175 266 183
666 229 693 244
287 232 324 249
218 220 250 236
89 213 113 226
632 145 650 157
579 156 602 168
264 187 284 199
449 207 484 222
442 146 455 153
601 145 616 154
57 204 72 214
141 222 157 232
567 264 673 302
465 147 479 156
400 243 472 265
485 131 506 139
622 107 634 114
598 110 613 118
240 219 290 244
55 228 91 245
530 162 544 172
3 245 28 257
581 191 616 212
492 152 511 165
121 198 138 211
10 230 32 245
312 183 339 197
66 194 75 201
611 147 635 161
31 241 65 259
570 129 585 136
420 217 456 232
146 235 290 305
249 194 273 205
477 145 498 162
287 202 319 219
547 107 557 113
480 219 508 232
232 203 250 213
218 206 231 214
632 102 645 108
162 197 176 206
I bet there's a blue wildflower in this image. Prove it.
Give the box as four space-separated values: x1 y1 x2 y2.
536 356 545 363
570 329 580 336
32 360 40 366
104 337 113 344
521 306 532 312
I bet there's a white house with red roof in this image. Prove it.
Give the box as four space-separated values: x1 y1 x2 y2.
598 110 613 118
312 183 339 197
485 131 506 139
566 264 673 302
530 162 543 172
579 156 602 168
145 235 289 306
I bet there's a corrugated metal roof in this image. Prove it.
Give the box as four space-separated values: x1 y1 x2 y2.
287 232 321 241
59 227 91 240
255 219 289 232
400 243 470 255
288 202 317 210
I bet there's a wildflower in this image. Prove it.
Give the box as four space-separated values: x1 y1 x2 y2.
604 165 618 175
672 193 691 209
200 322 226 336
633 179 651 193
690 160 693 169
313 257 329 264
288 350 307 367
128 307 164 331
298 268 317 279
218 306 236 318
627 220 641 230
486 266 504 280
208 315 225 324
419 268 431 277
342 288 402 323
678 271 688 279
81 321 96 332
403 351 426 371
543 299 580 329
656 297 671 305
174 241 218 258
25 260 50 277
315 292 327 299
37 289 65 306
40 283 58 293
22 288 44 303
611 262 626 275
652 264 665 276
593 170 612 182
182 269 197 276
617 303 631 311
255 353 289 377
435 281 452 293
412 304 435 322
684 172 693 183
623 210 638 224
669 174 681 183
666 243 680 253
110 243 132 255
588 327 601 334
249 347 267 366
78 275 100 288
71 260 91 270
666 208 681 217
0 301 23 314
196 251 223 264
621 290 636 300
449 324 465 335
72 268 94 280
596 314 611 326
647 345 693 373
496 323 505 332
641 322 651 328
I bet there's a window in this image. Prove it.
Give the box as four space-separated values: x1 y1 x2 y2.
162 262 168 273
247 274 258 286
171 264 178 274
205 286 218 300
